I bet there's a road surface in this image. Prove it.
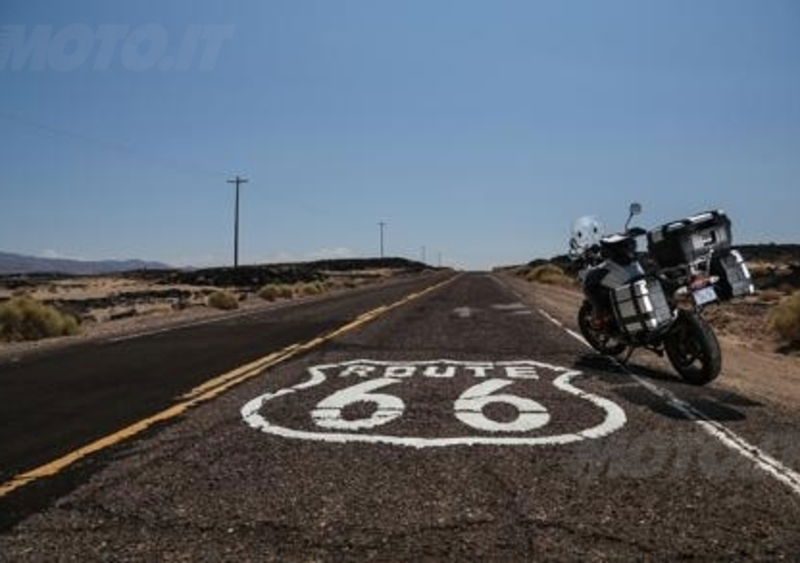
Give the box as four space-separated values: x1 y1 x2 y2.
1 272 799 559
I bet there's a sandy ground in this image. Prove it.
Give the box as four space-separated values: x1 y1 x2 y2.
0 271 422 362
0 277 199 301
500 274 800 410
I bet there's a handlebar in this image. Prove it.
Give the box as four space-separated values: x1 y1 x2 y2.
570 243 603 267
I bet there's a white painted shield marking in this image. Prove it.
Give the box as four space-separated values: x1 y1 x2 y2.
241 359 627 448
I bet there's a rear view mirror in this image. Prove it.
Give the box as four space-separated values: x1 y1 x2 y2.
625 202 643 230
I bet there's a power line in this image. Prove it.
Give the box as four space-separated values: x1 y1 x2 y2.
0 110 226 180
0 111 347 221
226 175 249 268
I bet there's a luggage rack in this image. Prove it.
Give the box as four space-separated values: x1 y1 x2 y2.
657 262 707 288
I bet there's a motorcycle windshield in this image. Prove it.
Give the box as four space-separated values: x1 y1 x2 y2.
570 215 604 252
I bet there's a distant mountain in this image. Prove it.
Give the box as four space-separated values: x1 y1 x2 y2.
0 251 171 275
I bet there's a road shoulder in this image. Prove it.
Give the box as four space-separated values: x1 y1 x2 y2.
0 272 440 364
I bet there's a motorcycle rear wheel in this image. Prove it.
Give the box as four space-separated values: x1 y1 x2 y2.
664 311 722 386
578 300 627 357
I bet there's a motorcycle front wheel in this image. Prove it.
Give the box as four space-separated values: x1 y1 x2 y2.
578 300 627 357
664 311 722 386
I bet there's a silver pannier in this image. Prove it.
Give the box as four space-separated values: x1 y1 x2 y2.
712 250 755 299
612 278 674 336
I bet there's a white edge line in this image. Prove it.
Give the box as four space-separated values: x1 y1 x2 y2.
534 306 800 497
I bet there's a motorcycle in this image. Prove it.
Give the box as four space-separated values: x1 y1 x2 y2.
569 203 755 385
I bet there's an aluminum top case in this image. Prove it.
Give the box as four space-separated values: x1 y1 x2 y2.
647 210 732 269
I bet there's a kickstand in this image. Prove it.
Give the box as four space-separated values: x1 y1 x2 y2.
619 346 635 366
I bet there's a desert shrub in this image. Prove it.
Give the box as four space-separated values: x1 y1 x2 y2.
747 263 774 278
258 284 296 301
258 284 282 301
525 264 573 286
769 290 800 346
297 282 324 297
207 290 239 310
0 297 80 341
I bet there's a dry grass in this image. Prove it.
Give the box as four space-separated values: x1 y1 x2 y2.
0 296 80 341
769 290 800 346
521 264 575 287
207 290 239 310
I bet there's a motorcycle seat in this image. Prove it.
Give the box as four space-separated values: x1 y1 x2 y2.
600 234 638 265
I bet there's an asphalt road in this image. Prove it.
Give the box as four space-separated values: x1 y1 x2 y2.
2 272 800 559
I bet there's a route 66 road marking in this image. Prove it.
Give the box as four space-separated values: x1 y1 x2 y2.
241 359 627 448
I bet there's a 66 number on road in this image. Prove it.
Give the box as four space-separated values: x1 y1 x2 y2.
310 377 550 434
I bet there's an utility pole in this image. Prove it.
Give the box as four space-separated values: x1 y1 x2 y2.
226 175 249 268
421 245 427 264
438 252 442 268
378 221 386 258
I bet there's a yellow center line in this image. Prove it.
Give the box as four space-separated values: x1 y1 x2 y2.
0 274 460 499
181 344 301 400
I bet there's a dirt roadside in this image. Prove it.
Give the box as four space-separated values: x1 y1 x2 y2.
499 274 800 410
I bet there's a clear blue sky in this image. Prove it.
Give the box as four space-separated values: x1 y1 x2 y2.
1 0 798 269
